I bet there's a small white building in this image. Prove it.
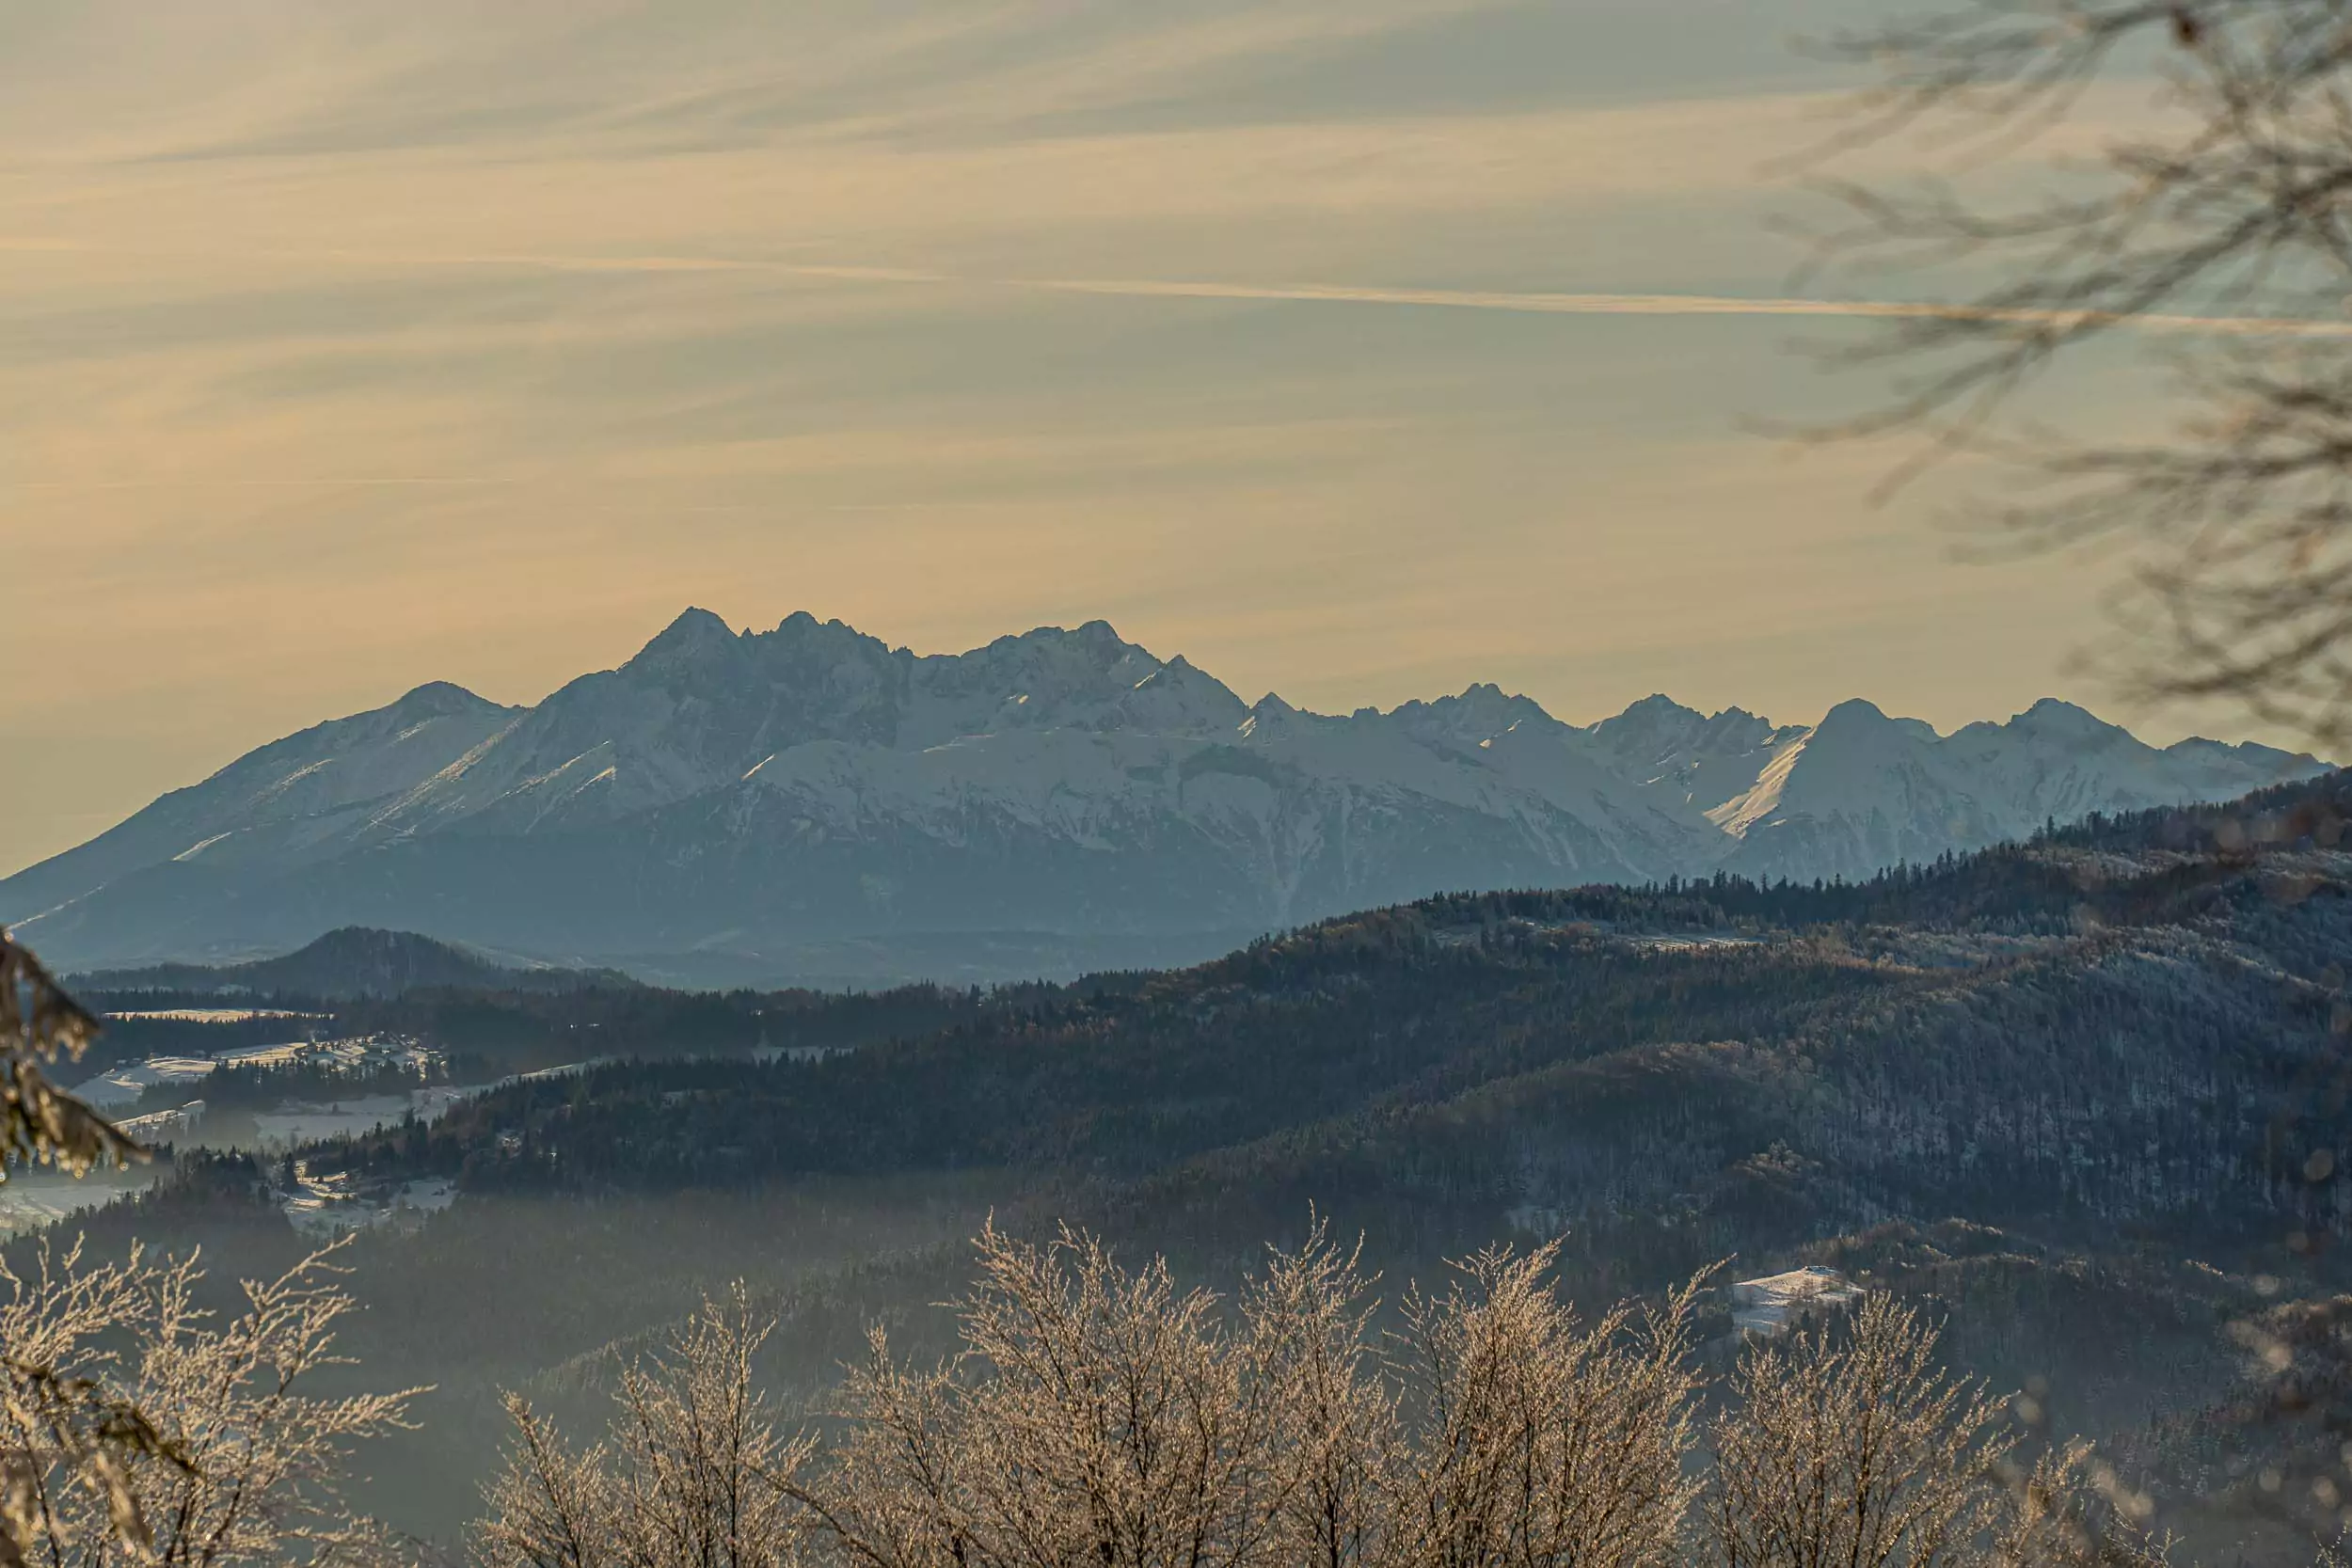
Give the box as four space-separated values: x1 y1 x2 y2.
1730 1265 1863 1338
113 1099 207 1144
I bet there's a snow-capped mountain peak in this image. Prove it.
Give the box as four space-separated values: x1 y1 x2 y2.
1583 694 1809 819
1 610 2331 978
1386 683 1565 753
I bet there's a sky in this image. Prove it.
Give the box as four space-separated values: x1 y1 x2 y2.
0 0 2271 877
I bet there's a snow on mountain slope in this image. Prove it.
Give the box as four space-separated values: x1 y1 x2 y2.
2161 734 2328 800
1713 699 1998 880
1580 694 1813 823
0 610 2331 977
1720 697 2331 882
529 691 1704 942
1382 682 1568 752
349 610 1254 843
0 682 518 927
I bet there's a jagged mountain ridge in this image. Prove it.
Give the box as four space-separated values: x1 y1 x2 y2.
1 609 2330 981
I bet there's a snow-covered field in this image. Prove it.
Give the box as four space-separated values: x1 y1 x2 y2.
245 1064 592 1147
103 1007 325 1023
252 1094 432 1146
279 1168 455 1237
74 1037 441 1110
0 1165 155 1236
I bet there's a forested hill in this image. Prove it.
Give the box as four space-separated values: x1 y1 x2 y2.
77 925 641 1000
315 768 2352 1280
46 767 2350 1552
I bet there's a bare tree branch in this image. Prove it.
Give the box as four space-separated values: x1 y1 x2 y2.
1804 0 2352 746
0 929 142 1184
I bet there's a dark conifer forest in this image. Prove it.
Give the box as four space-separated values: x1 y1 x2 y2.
24 768 2352 1553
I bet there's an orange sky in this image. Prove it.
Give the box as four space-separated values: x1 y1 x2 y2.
0 1 2276 876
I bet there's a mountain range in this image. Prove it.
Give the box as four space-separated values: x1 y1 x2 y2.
1 609 2331 983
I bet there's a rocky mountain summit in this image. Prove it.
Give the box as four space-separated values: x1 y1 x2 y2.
3 610 2328 983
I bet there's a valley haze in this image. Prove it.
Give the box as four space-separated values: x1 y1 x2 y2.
3 610 2327 988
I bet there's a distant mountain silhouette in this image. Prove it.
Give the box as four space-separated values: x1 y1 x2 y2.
75 926 640 1000
4 610 2332 984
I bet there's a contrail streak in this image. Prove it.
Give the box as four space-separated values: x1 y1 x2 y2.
7 234 2350 337
1021 276 2352 338
7 478 522 489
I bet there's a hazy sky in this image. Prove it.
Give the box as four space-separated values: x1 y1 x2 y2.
0 1 2257 876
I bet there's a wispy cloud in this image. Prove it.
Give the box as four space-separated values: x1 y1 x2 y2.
11 232 2342 340
0 0 2265 878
